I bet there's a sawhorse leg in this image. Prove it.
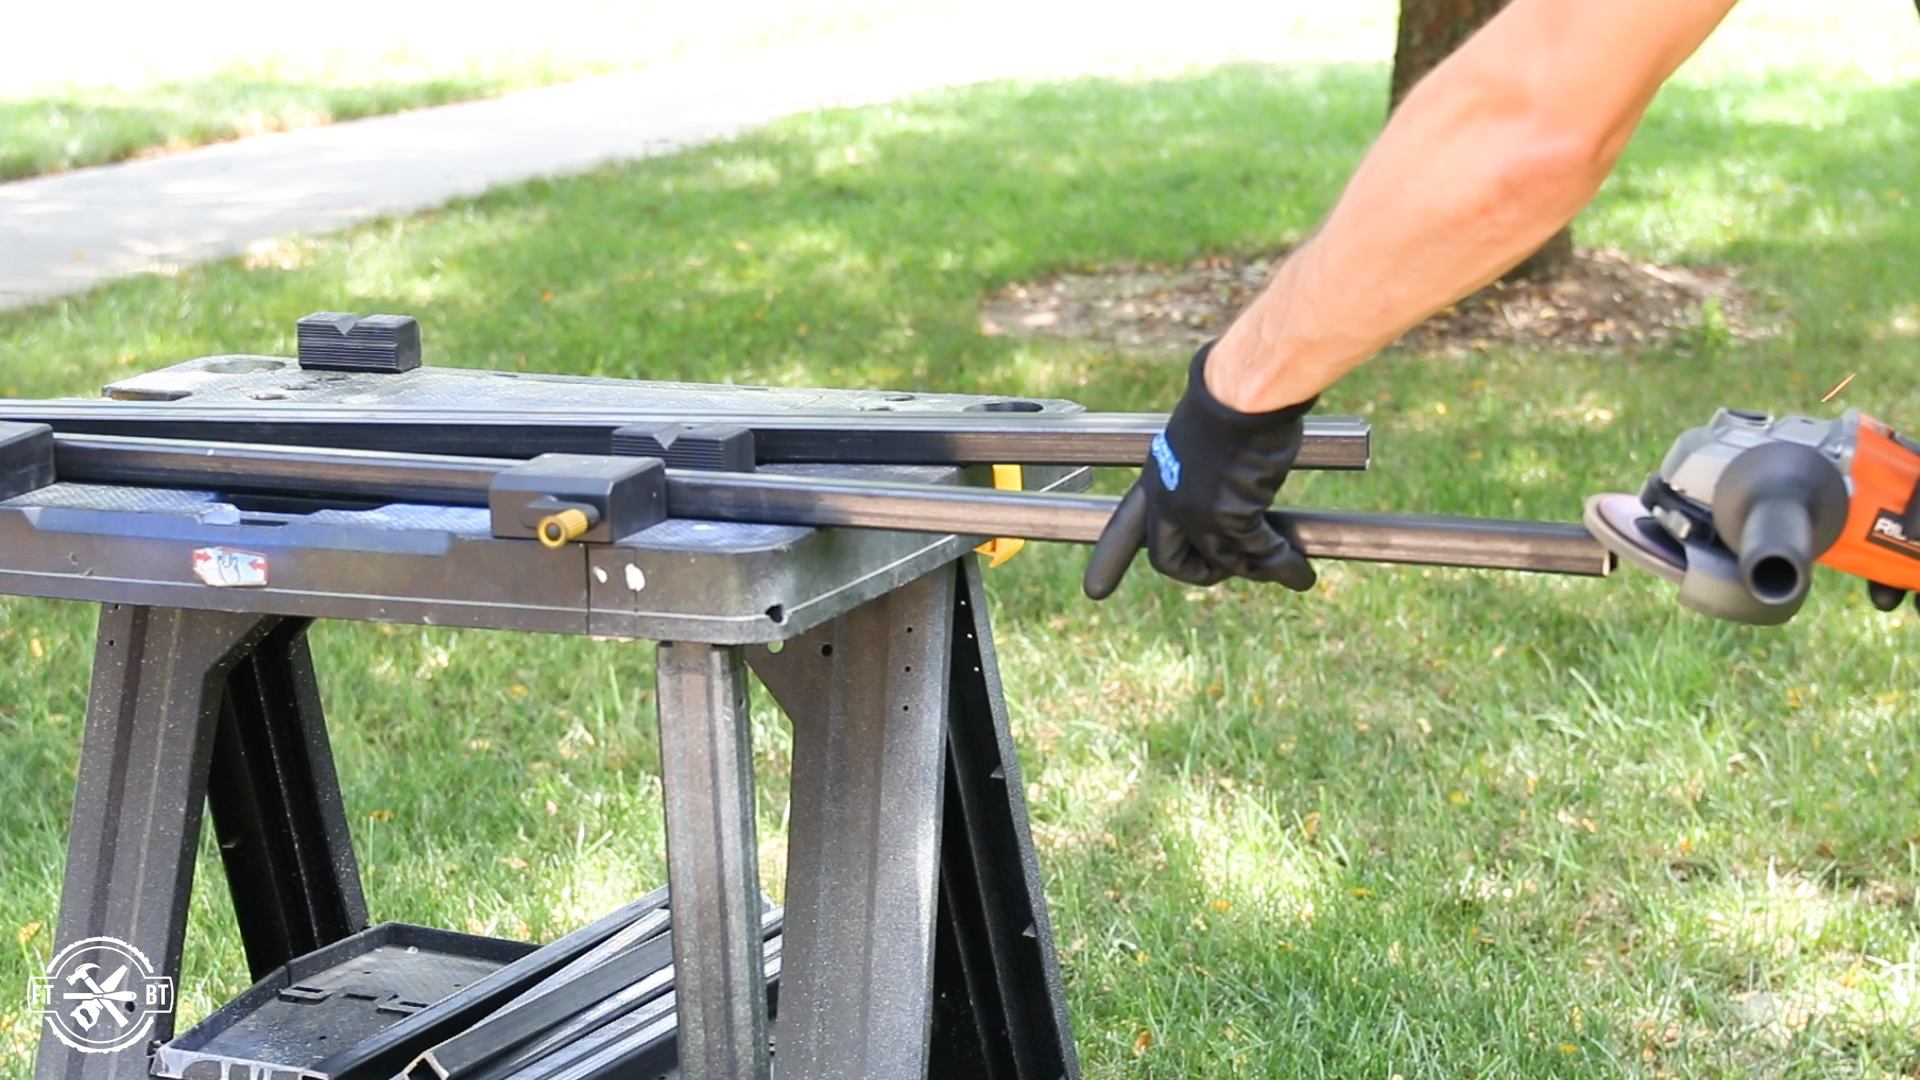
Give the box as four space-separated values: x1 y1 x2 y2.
927 560 1078 1080
657 641 772 1080
207 617 368 980
750 557 1079 1080
750 564 958 1080
35 606 366 1080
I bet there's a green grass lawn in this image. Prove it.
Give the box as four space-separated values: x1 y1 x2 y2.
4 50 1920 1080
0 0 949 181
0 69 564 183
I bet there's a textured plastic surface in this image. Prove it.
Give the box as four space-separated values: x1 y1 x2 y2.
487 455 667 543
612 424 755 472
0 421 54 500
297 314 422 374
2 356 1088 644
154 923 534 1080
105 353 1045 413
154 903 790 1080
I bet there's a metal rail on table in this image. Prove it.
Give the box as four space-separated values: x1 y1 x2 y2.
0 401 1372 470
50 433 1612 578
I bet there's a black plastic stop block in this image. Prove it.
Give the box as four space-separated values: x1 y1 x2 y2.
611 423 755 472
0 422 55 501
297 313 422 374
489 454 667 544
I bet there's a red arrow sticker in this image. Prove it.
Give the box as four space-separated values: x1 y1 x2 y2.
191 547 269 587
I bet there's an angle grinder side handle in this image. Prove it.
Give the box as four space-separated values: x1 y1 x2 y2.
1711 441 1851 609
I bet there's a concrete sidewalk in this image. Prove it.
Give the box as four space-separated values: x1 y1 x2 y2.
0 5 1390 312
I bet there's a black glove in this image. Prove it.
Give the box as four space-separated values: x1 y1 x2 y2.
1083 341 1316 598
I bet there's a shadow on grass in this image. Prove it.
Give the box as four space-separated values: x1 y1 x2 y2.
1015 565 1920 1075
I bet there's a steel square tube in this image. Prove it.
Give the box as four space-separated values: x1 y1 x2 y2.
0 401 1370 470
46 434 1610 577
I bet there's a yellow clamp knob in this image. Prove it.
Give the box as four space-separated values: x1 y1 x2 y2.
974 464 1027 568
538 508 593 549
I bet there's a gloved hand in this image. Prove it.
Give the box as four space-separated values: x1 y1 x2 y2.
1083 340 1316 598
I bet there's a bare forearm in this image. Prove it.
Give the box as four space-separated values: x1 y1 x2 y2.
1206 0 1740 411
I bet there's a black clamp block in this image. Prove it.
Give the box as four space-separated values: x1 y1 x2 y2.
297 313 422 374
611 423 754 472
0 422 55 501
489 454 667 548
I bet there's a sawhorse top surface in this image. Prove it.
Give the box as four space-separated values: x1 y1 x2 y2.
0 355 1087 643
99 350 1077 415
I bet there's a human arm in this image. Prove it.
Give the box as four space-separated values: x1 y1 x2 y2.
1206 0 1742 411
1089 0 1743 596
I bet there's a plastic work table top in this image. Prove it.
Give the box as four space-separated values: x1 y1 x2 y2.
0 355 1088 644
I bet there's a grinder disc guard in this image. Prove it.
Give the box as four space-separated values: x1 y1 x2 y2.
1582 491 1801 625
1583 493 1686 584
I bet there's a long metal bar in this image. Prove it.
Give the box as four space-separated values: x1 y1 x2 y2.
55 434 503 505
670 472 1611 575
47 434 1611 576
1 400 1369 469
318 890 673 1080
418 929 679 1080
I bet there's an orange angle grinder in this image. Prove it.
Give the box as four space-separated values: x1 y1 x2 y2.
1585 408 1920 625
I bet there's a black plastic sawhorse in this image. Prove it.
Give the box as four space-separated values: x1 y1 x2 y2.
33 557 1077 1080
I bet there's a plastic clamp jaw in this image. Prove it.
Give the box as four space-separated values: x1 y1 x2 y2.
973 464 1027 567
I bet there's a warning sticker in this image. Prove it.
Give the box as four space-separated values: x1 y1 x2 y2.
192 547 269 587
1866 511 1920 562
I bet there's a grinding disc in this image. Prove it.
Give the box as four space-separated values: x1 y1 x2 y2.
1583 493 1686 585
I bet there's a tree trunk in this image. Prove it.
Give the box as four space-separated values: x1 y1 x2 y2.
1391 0 1573 282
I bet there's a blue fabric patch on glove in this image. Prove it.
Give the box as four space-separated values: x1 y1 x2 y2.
1150 431 1181 491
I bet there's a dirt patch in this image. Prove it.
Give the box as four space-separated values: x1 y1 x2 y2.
979 247 1785 356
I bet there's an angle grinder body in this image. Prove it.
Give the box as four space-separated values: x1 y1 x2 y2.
1586 408 1920 624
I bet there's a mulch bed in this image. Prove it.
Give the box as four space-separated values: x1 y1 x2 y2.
979 247 1784 355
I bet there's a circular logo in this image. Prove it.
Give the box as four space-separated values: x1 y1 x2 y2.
32 936 175 1054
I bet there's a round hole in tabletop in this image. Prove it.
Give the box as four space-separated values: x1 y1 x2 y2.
201 358 287 374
